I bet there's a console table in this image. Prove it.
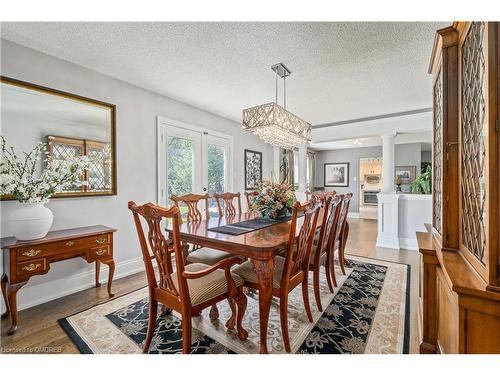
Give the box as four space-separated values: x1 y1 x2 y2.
1 225 116 335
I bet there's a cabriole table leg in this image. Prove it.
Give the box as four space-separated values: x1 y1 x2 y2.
1 274 10 319
251 257 275 354
6 281 27 335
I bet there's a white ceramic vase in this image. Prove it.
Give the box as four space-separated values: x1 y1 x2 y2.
9 201 53 240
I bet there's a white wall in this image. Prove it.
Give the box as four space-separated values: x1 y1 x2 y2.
398 194 432 250
0 39 273 311
315 143 422 212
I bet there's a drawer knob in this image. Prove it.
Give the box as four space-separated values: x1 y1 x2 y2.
94 249 107 256
22 249 42 257
95 237 107 244
22 263 42 272
66 241 75 246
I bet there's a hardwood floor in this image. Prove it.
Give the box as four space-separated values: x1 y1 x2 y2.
1 218 420 354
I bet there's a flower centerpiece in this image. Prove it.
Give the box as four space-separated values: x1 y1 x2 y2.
251 180 295 220
0 136 89 240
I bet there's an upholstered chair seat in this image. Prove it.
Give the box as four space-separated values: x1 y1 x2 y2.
186 247 234 266
233 256 286 289
173 263 244 306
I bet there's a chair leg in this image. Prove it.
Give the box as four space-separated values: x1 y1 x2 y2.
328 251 338 288
181 315 192 354
324 255 335 292
302 277 313 322
313 265 324 311
339 225 349 275
225 299 236 330
209 304 219 321
339 250 346 275
143 299 158 354
279 294 291 353
235 288 248 341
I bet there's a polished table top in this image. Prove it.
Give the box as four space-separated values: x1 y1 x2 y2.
165 212 322 260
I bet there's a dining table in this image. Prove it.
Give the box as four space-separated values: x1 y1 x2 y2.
165 211 323 354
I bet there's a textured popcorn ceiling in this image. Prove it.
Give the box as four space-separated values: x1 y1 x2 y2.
1 22 448 125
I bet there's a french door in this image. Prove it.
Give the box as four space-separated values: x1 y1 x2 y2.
157 117 233 217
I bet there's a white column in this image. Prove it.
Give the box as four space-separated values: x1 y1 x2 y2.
298 144 307 192
377 133 399 249
381 133 396 192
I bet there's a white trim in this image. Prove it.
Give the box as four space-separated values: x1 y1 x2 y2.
399 237 419 251
347 212 360 219
376 193 400 249
398 193 432 201
0 257 144 313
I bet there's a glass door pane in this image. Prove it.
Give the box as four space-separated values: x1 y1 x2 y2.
164 126 202 217
204 135 230 217
167 135 194 198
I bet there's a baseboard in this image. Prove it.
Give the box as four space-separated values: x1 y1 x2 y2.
0 256 144 313
399 237 418 250
347 212 360 219
376 234 400 249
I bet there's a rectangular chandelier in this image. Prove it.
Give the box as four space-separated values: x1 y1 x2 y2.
242 102 311 150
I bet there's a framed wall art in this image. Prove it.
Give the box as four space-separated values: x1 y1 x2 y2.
395 165 416 184
244 149 262 190
324 162 349 187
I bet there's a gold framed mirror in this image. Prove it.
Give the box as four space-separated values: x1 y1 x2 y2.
1 76 117 199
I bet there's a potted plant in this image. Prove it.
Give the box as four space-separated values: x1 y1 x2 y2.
410 165 432 194
0 136 89 240
251 180 295 220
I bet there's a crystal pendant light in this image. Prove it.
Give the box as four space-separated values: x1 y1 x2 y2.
242 63 311 150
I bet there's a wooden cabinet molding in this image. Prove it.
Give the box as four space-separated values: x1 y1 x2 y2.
420 22 500 354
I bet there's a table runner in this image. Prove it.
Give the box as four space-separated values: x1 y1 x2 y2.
207 215 292 235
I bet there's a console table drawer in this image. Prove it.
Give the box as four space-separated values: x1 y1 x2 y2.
17 258 47 277
88 245 112 261
17 234 111 261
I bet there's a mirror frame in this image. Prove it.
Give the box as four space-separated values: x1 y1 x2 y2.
0 76 117 200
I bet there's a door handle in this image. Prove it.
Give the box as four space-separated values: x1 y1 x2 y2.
203 187 207 192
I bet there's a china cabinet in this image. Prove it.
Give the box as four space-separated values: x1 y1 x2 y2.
419 22 500 354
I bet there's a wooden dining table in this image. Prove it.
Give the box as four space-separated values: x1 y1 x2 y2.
165 211 322 354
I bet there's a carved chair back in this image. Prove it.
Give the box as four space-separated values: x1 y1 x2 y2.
306 190 336 204
128 201 188 303
282 201 320 285
331 194 351 249
315 195 342 261
244 191 258 211
170 193 209 223
213 192 242 217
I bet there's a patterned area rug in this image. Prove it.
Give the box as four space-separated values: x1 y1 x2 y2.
59 256 410 354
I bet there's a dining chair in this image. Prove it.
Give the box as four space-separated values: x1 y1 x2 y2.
171 193 235 320
305 190 336 204
128 201 248 354
213 192 242 217
234 200 320 353
170 193 233 267
337 193 353 275
243 191 258 212
308 195 342 311
326 194 351 286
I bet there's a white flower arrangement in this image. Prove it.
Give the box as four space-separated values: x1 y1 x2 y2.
0 136 89 203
